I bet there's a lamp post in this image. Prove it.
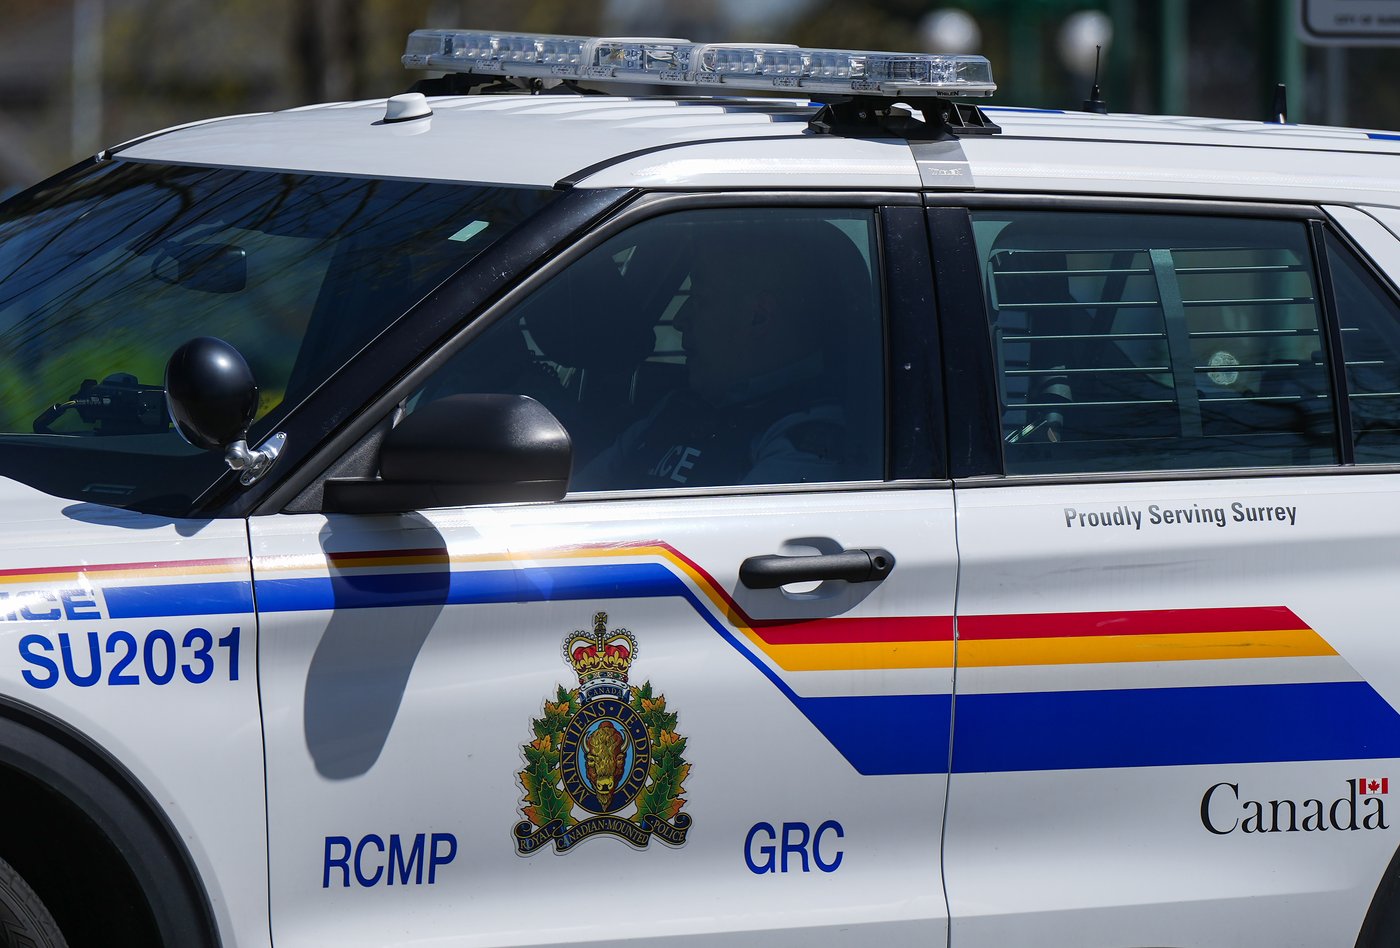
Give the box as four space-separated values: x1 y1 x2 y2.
71 0 103 159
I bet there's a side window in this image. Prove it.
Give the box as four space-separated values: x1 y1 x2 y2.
1324 230 1400 463
408 207 885 491
971 210 1337 475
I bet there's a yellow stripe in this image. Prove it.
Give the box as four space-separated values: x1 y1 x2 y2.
261 544 677 573
762 640 956 672
958 629 1336 668
0 563 241 585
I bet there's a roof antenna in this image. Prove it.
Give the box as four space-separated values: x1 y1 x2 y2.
1272 82 1288 124
1081 45 1107 114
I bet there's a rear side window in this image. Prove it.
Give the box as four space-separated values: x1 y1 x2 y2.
972 211 1337 475
1323 230 1400 463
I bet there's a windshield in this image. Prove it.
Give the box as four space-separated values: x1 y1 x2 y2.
0 159 555 515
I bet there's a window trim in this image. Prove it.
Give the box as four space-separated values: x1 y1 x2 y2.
1311 219 1356 464
951 463 1400 489
563 477 952 503
927 206 1002 477
884 204 945 480
1325 213 1400 303
936 193 1322 219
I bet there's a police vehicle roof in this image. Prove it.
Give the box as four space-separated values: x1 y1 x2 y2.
114 92 1400 207
112 22 1400 211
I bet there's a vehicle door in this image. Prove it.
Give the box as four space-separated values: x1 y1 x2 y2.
252 197 958 946
939 201 1400 946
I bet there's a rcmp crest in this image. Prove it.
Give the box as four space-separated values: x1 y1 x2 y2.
513 612 693 855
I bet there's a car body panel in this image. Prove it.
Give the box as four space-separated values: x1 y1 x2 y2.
0 476 268 946
9 68 1400 947
252 490 956 945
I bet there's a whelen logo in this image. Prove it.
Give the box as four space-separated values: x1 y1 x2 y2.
1201 779 1391 835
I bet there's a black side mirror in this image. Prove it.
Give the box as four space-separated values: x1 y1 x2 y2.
323 394 572 514
165 337 285 484
165 337 258 450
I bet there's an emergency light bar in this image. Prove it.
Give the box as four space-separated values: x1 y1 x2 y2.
403 29 996 98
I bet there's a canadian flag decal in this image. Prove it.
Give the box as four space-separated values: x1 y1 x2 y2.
1360 778 1390 795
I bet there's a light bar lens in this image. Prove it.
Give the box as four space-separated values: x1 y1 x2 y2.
588 39 694 83
403 30 591 77
403 29 996 97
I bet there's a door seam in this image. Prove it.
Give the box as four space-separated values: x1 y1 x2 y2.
939 484 962 948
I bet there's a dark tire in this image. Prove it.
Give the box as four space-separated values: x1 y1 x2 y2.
0 855 66 948
1357 839 1400 946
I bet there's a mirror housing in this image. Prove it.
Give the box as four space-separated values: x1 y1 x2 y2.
165 337 285 485
323 394 572 514
165 336 258 450
152 243 248 294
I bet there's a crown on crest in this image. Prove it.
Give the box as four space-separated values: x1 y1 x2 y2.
564 612 637 700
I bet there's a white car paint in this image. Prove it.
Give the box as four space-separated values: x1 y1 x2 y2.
10 40 1400 948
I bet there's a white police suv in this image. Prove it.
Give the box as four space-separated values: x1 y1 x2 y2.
3 25 1400 948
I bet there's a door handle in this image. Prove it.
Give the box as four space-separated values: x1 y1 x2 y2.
738 548 895 590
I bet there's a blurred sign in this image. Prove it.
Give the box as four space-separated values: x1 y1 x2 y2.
1299 0 1400 45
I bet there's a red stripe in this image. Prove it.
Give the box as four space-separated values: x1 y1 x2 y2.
958 606 1308 641
749 616 954 645
0 556 246 579
326 547 449 563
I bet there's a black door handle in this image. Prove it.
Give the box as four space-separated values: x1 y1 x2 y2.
738 548 896 589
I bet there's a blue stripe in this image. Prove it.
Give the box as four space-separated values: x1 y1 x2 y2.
952 681 1400 773
798 694 951 775
983 106 1066 114
104 581 253 619
1368 132 1400 141
256 563 683 612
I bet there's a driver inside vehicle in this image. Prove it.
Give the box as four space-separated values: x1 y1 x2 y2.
576 226 864 491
